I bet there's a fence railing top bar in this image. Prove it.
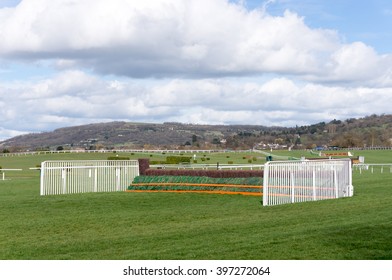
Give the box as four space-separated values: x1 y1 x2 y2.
43 165 138 170
150 163 265 167
41 160 140 169
0 169 23 171
354 163 392 166
42 160 139 163
265 158 351 165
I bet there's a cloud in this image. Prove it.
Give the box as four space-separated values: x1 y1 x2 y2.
0 127 28 141
314 42 392 85
0 0 390 84
1 0 392 140
1 71 392 140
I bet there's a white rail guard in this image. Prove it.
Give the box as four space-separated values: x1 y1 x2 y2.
40 160 139 195
263 159 353 206
353 163 392 174
0 169 23 180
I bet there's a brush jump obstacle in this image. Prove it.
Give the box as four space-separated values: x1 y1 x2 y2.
39 158 354 207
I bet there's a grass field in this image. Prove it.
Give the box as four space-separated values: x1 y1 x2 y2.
1 150 391 259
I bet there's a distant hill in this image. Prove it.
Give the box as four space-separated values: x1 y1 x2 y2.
1 114 391 152
0 121 277 151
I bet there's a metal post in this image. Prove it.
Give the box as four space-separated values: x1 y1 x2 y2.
290 171 295 203
94 168 98 192
312 166 316 201
262 162 269 206
62 168 67 194
334 167 339 198
348 160 353 197
40 162 45 196
116 167 121 191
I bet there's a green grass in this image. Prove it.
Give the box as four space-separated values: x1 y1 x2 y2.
270 149 392 163
1 150 392 259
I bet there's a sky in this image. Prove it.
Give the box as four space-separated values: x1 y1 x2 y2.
1 0 392 141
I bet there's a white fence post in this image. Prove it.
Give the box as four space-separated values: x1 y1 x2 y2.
333 168 338 199
312 166 316 201
62 168 67 194
0 169 23 181
290 171 295 204
94 168 98 192
262 164 269 206
40 162 46 196
116 167 121 191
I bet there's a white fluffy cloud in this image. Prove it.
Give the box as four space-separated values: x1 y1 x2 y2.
0 0 391 84
1 70 392 140
1 0 392 140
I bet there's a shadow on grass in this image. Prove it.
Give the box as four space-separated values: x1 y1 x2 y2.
322 223 392 259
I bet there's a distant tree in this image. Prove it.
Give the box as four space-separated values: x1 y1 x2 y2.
330 119 342 125
274 138 284 144
95 144 105 150
333 132 361 148
56 146 64 151
310 127 317 134
327 124 337 134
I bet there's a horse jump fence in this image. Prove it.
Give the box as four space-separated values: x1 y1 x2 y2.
40 160 139 196
263 159 353 206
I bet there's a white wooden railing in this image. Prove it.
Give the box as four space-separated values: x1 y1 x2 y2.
353 163 392 174
263 159 353 206
0 169 23 180
40 160 139 195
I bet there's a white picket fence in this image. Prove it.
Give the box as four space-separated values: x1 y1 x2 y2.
40 160 139 196
263 159 353 206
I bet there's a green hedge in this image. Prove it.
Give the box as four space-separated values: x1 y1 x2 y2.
107 156 130 160
165 156 192 164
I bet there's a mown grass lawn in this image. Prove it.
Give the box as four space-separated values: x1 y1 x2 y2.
1 169 391 260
